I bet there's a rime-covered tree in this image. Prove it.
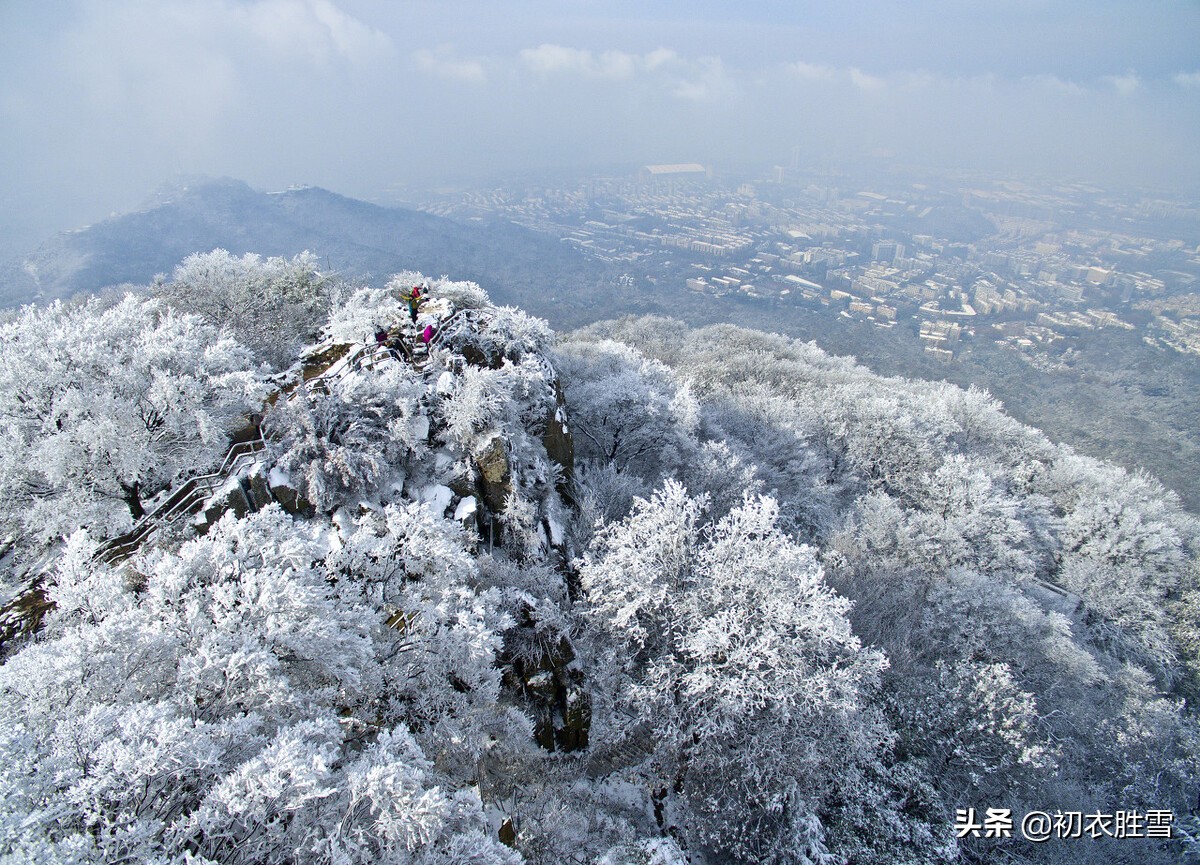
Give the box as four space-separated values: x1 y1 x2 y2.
160 249 338 369
579 481 889 864
0 506 522 864
555 339 699 481
568 315 1200 864
263 364 428 513
4 274 1199 865
0 294 262 543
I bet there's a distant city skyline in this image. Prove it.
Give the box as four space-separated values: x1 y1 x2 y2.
1 0 1198 258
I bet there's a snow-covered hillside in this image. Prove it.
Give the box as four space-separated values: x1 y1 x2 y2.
1 261 1197 864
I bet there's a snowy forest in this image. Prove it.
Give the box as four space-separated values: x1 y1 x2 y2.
1 250 1199 865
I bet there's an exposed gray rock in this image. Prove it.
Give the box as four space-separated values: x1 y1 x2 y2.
245 464 274 511
201 477 251 530
474 436 512 513
542 384 574 475
503 633 591 754
267 469 312 515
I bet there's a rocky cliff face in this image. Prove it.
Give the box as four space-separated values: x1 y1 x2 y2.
187 280 591 752
3 279 590 759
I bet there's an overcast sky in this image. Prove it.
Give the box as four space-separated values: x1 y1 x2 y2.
1 0 1198 256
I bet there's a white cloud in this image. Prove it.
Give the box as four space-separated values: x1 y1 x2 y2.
1021 73 1085 96
53 0 393 118
519 44 639 79
519 44 689 82
414 47 486 84
848 67 886 91
786 60 837 82
520 43 590 76
1103 71 1140 96
518 44 733 102
670 56 734 102
597 50 637 80
644 48 680 71
784 61 973 92
3 0 1198 254
233 0 392 66
6 0 400 194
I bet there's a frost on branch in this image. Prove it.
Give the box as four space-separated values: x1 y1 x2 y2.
579 481 888 863
0 294 262 544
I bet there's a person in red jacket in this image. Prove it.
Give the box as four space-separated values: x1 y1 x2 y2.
401 285 424 323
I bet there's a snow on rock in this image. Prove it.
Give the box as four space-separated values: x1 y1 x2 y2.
267 465 310 514
201 476 251 527
421 297 453 317
411 414 430 441
386 471 407 499
454 496 477 521
313 524 342 556
332 507 355 538
546 515 564 546
244 463 274 510
473 436 512 513
419 484 454 516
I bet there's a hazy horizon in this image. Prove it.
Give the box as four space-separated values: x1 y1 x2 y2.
2 0 1198 257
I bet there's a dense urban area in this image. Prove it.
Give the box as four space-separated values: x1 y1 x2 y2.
415 164 1200 366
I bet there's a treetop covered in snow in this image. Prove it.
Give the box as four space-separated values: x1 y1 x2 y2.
1 252 1198 864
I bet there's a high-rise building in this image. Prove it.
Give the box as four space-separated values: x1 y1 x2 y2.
871 241 905 263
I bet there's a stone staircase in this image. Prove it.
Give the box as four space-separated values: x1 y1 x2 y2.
0 328 422 650
0 302 566 657
94 439 268 566
94 339 401 564
583 723 657 778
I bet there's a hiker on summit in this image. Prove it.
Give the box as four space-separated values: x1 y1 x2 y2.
373 325 403 360
401 285 425 323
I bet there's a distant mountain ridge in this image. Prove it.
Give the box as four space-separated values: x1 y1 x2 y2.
0 177 605 311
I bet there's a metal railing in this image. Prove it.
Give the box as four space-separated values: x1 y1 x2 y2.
94 340 398 565
2 302 526 646
94 439 268 564
2 339 411 645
